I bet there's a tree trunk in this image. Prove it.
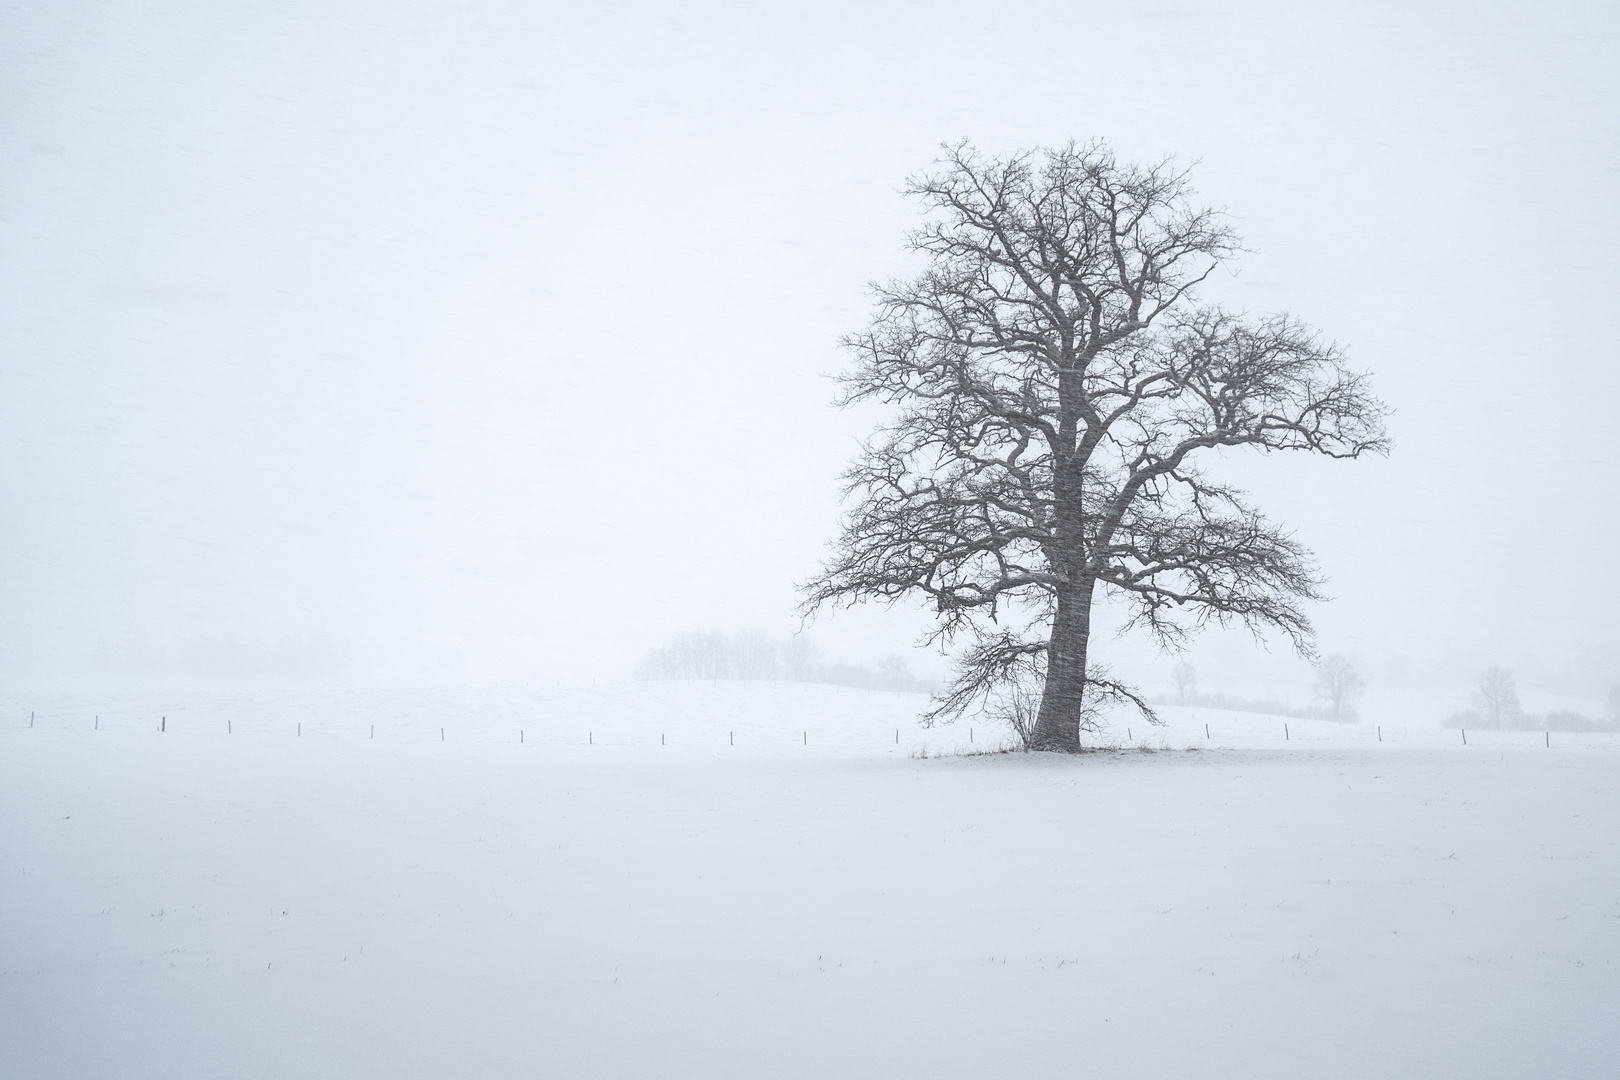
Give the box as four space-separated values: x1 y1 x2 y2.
1030 578 1096 752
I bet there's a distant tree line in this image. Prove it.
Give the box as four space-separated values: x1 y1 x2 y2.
1445 668 1620 732
633 630 937 693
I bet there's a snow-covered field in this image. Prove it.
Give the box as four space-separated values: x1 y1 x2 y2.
4 683 1618 1078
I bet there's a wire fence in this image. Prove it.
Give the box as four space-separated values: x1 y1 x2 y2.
6 682 1617 758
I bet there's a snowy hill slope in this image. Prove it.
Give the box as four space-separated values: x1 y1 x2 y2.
3 683 1618 1079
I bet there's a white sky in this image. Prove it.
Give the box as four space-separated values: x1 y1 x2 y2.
3 0 1616 699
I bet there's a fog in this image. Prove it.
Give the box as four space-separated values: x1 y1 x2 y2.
4 0 1616 703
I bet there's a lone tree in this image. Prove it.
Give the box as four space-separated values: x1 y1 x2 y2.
1314 654 1366 722
803 141 1388 752
1471 667 1523 729
1172 660 1198 706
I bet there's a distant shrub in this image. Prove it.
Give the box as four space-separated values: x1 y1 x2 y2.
634 630 935 692
986 677 1043 751
1544 710 1619 733
1442 707 1619 732
1151 691 1313 721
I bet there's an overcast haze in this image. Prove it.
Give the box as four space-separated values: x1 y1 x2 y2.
4 0 1616 701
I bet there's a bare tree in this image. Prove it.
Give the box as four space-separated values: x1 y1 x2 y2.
803 141 1388 752
1172 661 1198 706
877 653 912 689
730 629 780 680
635 630 733 681
1472 667 1523 729
781 633 820 682
1313 654 1365 722
681 631 730 680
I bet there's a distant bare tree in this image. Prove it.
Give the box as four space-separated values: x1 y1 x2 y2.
683 631 730 680
730 629 780 680
1172 661 1198 706
876 653 914 690
1472 667 1523 729
1314 654 1366 722
781 633 820 682
803 140 1388 751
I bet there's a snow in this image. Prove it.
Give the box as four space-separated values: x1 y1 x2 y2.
5 683 1618 1078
